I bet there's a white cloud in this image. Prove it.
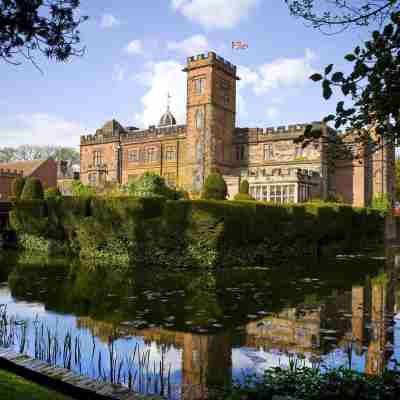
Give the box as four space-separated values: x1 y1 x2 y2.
255 49 316 94
0 113 83 148
100 13 120 29
237 65 260 89
171 0 258 29
167 34 209 56
124 40 143 55
134 61 187 128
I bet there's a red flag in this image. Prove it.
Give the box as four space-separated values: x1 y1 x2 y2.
232 40 249 50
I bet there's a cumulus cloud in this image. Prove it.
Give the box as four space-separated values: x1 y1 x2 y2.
255 49 316 94
134 61 187 128
171 0 258 29
0 113 84 148
100 13 120 29
167 34 209 56
124 40 144 55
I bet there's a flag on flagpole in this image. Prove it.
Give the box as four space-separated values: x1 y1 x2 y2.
232 40 249 50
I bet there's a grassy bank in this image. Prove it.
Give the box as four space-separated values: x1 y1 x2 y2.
222 367 400 400
9 197 385 267
0 368 73 400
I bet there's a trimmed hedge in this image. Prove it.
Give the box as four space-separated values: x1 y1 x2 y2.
21 177 44 200
12 176 26 199
9 197 385 267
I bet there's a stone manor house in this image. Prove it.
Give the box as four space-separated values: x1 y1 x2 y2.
80 51 394 206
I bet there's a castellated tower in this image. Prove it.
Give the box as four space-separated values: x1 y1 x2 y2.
183 52 239 192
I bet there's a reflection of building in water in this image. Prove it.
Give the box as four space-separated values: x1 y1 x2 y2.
182 333 231 400
245 307 321 351
352 286 364 356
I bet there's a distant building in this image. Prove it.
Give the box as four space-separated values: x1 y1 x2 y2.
0 158 57 200
80 51 394 206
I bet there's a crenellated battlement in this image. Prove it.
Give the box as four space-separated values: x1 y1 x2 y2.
80 133 121 146
0 169 23 177
185 51 237 77
121 124 186 143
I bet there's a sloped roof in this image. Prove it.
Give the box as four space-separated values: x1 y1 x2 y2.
0 159 49 176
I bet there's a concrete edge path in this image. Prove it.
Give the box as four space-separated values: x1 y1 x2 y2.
0 347 162 400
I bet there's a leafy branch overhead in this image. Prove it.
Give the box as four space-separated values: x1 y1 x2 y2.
0 0 88 66
304 11 400 148
286 0 399 31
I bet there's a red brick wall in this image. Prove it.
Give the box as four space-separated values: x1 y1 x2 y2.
0 175 16 200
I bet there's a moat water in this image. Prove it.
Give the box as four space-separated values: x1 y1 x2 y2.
0 249 400 399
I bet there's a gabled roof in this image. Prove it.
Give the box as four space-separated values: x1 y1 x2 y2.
0 159 50 176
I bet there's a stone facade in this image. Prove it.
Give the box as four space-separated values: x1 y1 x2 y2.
0 169 23 200
80 51 393 206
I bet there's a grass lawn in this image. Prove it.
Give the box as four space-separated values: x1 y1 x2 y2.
0 368 74 400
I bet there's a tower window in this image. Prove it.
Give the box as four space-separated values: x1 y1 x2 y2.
220 79 229 106
236 145 245 161
263 144 274 160
93 151 102 166
195 110 204 130
194 78 206 95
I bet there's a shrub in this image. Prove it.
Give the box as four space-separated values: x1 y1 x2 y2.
21 178 44 200
372 192 391 211
201 173 227 200
44 186 62 199
239 179 249 194
71 181 96 197
233 193 255 201
12 176 26 199
325 192 344 203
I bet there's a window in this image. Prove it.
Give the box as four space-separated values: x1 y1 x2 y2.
128 149 139 162
268 184 296 204
93 151 102 166
295 146 304 159
88 173 96 186
263 144 274 160
195 110 204 130
220 79 229 106
146 147 157 162
165 146 176 161
194 78 206 95
236 145 245 161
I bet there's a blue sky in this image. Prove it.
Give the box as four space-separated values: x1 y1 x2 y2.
0 0 373 148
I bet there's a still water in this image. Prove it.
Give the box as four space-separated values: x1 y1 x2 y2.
0 249 399 399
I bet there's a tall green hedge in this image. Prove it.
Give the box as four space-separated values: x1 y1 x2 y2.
12 176 26 199
21 178 44 200
9 197 385 267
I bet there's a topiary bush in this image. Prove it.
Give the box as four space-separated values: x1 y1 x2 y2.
21 178 44 200
44 186 62 199
239 179 249 194
201 173 228 200
234 193 255 201
12 176 26 199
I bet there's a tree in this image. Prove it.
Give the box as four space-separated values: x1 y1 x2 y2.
0 145 79 165
286 1 399 32
239 179 250 195
44 186 62 199
131 172 178 199
21 177 44 200
296 11 400 153
201 173 228 200
0 0 87 66
396 159 400 200
12 176 26 198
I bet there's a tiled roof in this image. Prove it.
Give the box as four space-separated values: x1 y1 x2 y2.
0 159 48 176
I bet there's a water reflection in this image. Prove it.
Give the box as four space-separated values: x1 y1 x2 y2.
0 249 399 399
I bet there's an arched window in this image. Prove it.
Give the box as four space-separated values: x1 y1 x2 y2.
195 110 204 130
